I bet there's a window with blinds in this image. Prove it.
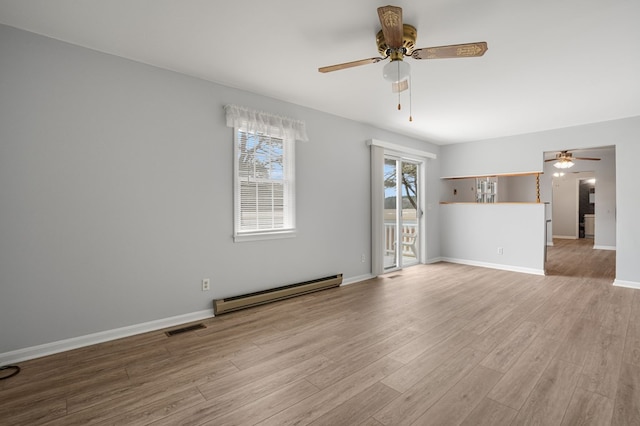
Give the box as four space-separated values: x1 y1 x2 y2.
234 129 295 241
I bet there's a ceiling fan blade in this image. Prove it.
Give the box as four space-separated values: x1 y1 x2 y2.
412 42 488 60
573 157 601 161
318 57 385 73
377 5 404 49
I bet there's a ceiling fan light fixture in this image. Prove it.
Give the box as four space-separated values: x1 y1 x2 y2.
554 159 574 169
383 59 410 83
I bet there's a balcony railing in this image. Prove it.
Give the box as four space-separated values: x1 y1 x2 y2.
384 221 418 258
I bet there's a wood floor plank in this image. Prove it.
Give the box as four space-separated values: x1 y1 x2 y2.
358 418 386 426
253 356 402 426
600 287 633 337
198 354 331 402
480 321 541 373
462 300 522 335
381 328 475 393
623 291 640 367
611 362 640 426
125 346 246 382
513 358 582 426
307 382 400 426
411 365 502 426
230 329 342 371
577 331 625 399
94 387 205 426
43 381 201 426
470 292 547 354
320 318 422 362
581 283 614 323
198 355 329 423
555 317 602 367
306 327 422 390
623 318 640 367
0 395 67 426
459 397 517 426
545 238 615 280
487 334 561 410
0 352 69 392
373 346 487 426
169 379 319 426
525 280 581 327
560 388 614 426
543 283 595 340
65 368 141 414
386 316 469 364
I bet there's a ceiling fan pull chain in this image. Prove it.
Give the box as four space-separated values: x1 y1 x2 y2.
397 60 402 111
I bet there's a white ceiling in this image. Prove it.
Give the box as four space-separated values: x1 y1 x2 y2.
1 0 639 144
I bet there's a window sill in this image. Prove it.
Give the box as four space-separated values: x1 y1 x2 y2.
234 230 297 242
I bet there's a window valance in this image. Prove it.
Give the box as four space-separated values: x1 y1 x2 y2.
224 104 309 142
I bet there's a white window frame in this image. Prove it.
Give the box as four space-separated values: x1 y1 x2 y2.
233 127 296 242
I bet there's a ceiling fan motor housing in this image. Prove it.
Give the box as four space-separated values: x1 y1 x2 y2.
376 24 417 57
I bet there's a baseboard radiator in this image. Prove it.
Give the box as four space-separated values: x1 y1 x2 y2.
213 274 343 315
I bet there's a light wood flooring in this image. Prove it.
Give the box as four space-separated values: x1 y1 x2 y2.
2 239 638 425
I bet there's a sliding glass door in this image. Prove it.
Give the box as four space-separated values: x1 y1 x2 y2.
384 156 420 271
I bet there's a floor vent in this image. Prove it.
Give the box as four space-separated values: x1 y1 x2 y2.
213 273 343 315
165 323 206 337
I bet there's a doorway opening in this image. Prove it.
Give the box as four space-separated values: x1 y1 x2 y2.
551 171 594 240
578 177 596 239
544 146 616 278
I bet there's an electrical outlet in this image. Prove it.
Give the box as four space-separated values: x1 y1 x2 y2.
202 278 210 291
497 247 503 255
361 253 366 263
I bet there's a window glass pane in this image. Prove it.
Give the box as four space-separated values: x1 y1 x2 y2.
235 130 293 236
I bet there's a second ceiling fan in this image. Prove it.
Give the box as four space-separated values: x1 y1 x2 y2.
545 150 601 169
319 5 488 93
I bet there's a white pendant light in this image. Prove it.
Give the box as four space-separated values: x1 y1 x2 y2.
383 60 410 83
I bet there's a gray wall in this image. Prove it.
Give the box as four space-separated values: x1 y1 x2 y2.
440 203 546 274
440 178 476 203
0 24 441 354
499 175 538 203
551 173 587 238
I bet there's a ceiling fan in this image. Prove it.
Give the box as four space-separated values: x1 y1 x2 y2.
318 5 488 94
545 150 601 169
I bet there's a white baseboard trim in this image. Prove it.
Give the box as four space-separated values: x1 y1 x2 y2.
0 309 214 366
425 257 444 264
341 273 375 286
440 257 545 276
553 235 578 240
547 242 554 247
613 279 640 290
594 245 616 251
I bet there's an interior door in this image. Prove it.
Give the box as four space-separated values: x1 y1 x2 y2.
383 156 420 271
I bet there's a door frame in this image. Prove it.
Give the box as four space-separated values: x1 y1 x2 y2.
368 139 435 276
